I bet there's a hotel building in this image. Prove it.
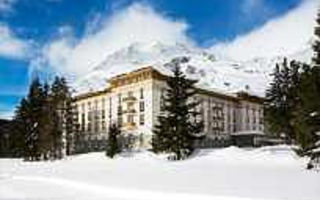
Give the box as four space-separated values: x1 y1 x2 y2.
73 66 264 149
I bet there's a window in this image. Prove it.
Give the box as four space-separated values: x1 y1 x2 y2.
127 102 134 111
140 101 145 112
140 88 144 99
87 123 92 132
127 115 134 123
200 107 204 121
117 106 122 115
88 111 92 121
118 116 123 127
102 98 105 109
88 101 91 110
228 107 232 123
94 100 98 110
81 113 85 132
229 124 232 132
94 121 99 132
118 94 122 103
101 110 105 119
259 109 264 125
246 106 250 123
128 91 133 97
160 88 166 111
74 104 79 114
109 97 112 119
117 105 122 127
94 110 99 120
222 121 225 132
81 103 85 112
140 114 145 125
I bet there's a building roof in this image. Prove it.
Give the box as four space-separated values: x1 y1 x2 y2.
73 88 110 101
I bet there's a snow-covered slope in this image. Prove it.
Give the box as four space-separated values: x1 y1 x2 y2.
72 41 313 97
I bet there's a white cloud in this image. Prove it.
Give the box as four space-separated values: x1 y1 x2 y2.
241 0 263 14
0 24 31 59
40 0 319 77
42 3 190 77
211 0 319 61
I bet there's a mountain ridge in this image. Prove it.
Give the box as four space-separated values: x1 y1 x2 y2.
72 41 313 97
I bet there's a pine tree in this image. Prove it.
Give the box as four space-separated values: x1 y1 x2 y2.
265 63 282 136
308 8 320 132
9 119 24 157
303 8 320 168
14 98 32 160
15 78 45 161
50 76 72 158
313 9 320 67
265 59 301 142
38 81 53 160
293 62 316 152
12 75 75 161
106 123 121 158
152 58 204 160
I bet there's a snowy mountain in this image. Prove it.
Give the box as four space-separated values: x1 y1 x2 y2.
72 40 313 97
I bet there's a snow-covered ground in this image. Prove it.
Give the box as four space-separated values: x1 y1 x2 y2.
0 145 319 200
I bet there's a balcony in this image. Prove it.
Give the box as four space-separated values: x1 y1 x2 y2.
123 96 137 102
124 122 137 130
123 109 136 114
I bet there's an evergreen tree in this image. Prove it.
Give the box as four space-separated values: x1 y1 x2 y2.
15 78 45 161
106 123 121 158
303 8 320 168
28 78 46 160
9 119 24 157
293 63 316 151
14 98 32 160
266 9 320 159
307 8 320 132
38 81 53 160
152 58 204 160
50 76 72 158
313 9 320 67
265 59 301 142
264 63 282 137
13 75 75 161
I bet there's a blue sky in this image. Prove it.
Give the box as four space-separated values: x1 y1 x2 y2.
0 0 317 119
